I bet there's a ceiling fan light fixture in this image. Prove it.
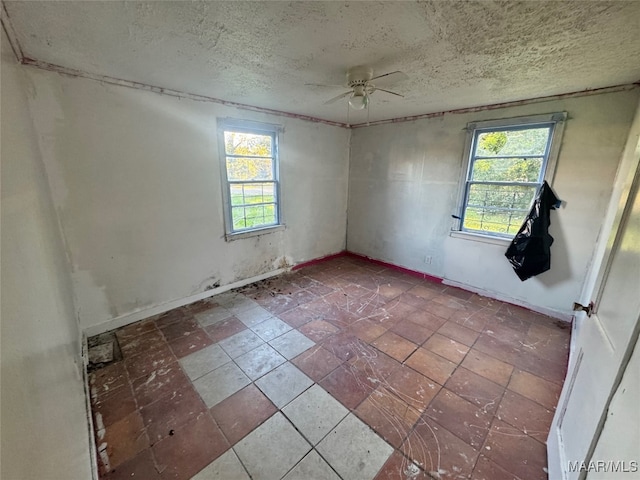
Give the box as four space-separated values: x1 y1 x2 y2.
348 93 368 110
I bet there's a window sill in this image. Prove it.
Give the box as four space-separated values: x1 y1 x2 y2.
225 224 285 242
449 230 512 246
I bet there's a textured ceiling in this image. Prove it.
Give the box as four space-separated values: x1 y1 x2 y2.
4 1 640 124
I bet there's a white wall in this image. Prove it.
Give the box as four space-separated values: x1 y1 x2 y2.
0 33 92 478
22 68 350 332
348 89 640 318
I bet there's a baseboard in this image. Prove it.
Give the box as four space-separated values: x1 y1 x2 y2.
344 251 443 284
442 278 573 322
81 334 99 480
83 249 572 337
83 268 287 337
342 250 571 322
291 250 347 270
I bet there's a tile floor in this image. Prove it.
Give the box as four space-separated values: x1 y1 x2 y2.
89 255 571 480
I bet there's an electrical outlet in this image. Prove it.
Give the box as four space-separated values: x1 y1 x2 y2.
424 255 432 264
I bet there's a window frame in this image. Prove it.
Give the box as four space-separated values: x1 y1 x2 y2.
217 118 284 241
455 112 567 240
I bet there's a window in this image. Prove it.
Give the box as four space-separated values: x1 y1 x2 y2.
458 113 566 238
218 119 281 238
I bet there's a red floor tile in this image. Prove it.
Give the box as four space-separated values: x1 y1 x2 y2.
291 345 343 382
140 387 208 444
89 255 569 480
355 386 421 448
471 454 522 480
449 309 492 333
462 349 515 387
406 309 447 331
523 322 570 365
423 333 469 363
444 367 505 415
299 319 340 342
482 419 548 480
443 286 474 302
204 316 247 343
278 303 319 328
119 330 167 359
390 319 434 344
473 333 521 365
407 284 440 301
158 317 201 342
124 344 176 381
423 299 456 320
376 278 414 300
151 413 228 480
92 385 137 429
396 291 432 310
154 309 189 329
347 318 387 343
103 448 161 480
261 292 303 315
210 384 277 445
513 348 568 385
496 390 554 443
372 331 418 362
507 369 562 411
115 319 157 344
319 363 377 409
484 319 528 349
424 388 493 449
348 348 401 382
322 332 369 361
437 320 481 347
402 416 479 480
467 294 502 311
131 363 191 407
182 298 220 315
167 329 213 358
384 365 441 412
405 347 457 385
374 451 429 480
90 362 130 402
98 411 149 474
432 293 470 310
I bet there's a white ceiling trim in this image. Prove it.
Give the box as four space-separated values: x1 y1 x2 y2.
18 56 351 128
4 1 640 125
3 5 638 130
1 3 23 62
14 53 640 131
350 83 639 129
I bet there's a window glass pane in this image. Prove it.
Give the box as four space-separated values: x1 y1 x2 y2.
475 127 550 157
232 207 247 230
232 204 277 230
263 204 276 224
226 157 273 181
471 157 543 182
230 183 275 206
224 131 272 157
464 184 537 235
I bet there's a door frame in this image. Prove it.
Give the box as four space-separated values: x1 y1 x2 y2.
547 100 640 479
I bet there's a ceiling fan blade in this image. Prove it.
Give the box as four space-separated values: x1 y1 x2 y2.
324 91 352 105
369 71 409 87
372 87 404 98
305 83 346 88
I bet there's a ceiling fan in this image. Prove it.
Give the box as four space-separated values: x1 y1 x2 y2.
307 65 408 111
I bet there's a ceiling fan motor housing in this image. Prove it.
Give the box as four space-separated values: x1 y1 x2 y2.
347 66 373 88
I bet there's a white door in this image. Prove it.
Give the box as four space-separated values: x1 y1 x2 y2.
547 107 640 479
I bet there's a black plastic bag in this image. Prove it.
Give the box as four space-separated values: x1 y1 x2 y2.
505 181 561 281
